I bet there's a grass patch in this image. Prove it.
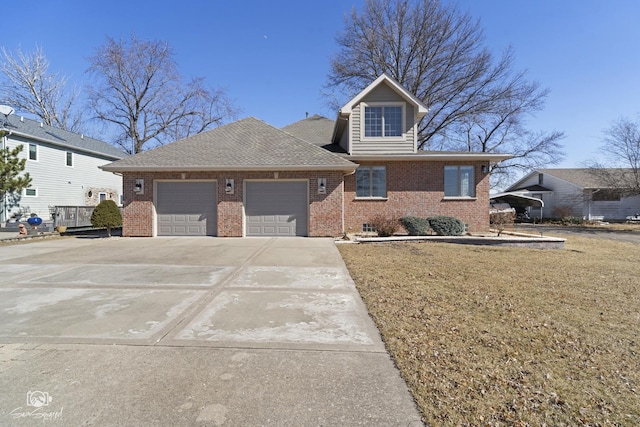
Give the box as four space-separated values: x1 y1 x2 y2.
339 236 639 425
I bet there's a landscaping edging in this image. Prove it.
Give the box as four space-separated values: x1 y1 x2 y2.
354 232 566 249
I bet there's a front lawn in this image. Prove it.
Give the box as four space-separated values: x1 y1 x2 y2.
338 236 639 425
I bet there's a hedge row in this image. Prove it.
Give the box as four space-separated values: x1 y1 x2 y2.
399 215 465 236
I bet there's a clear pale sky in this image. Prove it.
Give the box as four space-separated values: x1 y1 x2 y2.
4 1 639 169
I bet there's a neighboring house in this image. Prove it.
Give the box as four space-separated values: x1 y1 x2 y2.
1 114 126 223
505 168 640 220
101 74 510 237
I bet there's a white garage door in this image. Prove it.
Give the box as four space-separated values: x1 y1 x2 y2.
245 181 308 236
156 181 217 236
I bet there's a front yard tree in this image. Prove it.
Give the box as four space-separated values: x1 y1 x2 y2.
0 46 83 132
327 0 564 187
0 136 32 210
589 116 640 195
90 199 122 237
87 34 238 154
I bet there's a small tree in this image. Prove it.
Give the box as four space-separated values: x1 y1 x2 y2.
1 136 32 215
90 200 122 237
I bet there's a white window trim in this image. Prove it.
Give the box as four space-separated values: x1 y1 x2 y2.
28 143 38 161
24 188 38 197
66 151 73 167
360 102 406 142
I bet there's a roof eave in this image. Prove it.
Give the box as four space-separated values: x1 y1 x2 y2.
6 129 124 160
341 153 513 162
100 164 358 173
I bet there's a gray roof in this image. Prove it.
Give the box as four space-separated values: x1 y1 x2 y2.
537 168 633 189
282 114 335 147
2 114 126 159
102 117 357 172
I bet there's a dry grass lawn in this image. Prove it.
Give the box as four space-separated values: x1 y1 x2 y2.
339 235 639 425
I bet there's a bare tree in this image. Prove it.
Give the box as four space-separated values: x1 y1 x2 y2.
0 46 83 132
327 0 564 184
86 34 238 154
588 116 640 195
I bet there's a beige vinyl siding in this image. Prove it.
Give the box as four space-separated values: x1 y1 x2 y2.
6 134 122 218
351 82 416 154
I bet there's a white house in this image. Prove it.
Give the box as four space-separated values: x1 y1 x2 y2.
505 168 640 220
1 113 126 224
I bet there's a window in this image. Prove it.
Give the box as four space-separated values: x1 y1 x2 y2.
25 188 37 197
538 173 544 185
363 105 402 138
444 165 475 197
99 192 107 202
362 223 375 232
29 143 37 161
592 189 621 201
66 151 73 166
356 166 386 198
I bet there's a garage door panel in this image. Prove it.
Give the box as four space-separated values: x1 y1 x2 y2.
245 181 307 237
156 182 217 236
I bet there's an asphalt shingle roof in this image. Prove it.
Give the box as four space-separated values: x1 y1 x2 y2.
102 117 357 172
2 114 126 159
537 168 633 189
282 114 334 146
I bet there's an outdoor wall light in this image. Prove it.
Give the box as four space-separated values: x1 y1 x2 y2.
134 179 144 194
481 165 488 174
318 178 327 194
225 179 235 194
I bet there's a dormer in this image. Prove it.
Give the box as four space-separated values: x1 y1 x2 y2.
332 73 429 155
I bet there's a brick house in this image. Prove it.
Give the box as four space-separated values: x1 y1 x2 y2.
101 74 510 237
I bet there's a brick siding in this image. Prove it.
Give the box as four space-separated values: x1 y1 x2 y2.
122 162 490 238
121 171 345 237
344 161 490 233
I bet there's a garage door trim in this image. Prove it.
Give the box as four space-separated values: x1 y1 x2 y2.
243 179 309 237
153 179 217 237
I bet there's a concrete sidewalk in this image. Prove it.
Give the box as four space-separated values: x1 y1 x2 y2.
0 237 423 426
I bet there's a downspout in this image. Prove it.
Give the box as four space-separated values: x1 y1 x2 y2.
342 169 356 236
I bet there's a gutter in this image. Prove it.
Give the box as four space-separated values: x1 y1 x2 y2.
100 164 359 173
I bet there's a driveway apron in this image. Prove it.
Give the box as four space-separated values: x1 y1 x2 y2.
0 237 422 426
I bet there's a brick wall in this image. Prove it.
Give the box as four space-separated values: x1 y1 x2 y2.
344 161 491 233
121 171 346 237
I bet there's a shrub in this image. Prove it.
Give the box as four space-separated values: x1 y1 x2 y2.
427 215 465 236
561 216 584 225
490 211 515 236
400 216 431 236
368 215 400 237
91 200 122 237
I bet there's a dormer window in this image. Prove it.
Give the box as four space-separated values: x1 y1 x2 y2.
363 103 403 138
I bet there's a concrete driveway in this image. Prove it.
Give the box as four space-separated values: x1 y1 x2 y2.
0 237 422 426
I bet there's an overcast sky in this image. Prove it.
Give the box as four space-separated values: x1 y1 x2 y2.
4 0 639 169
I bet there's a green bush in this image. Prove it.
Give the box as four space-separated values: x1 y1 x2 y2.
400 216 431 236
427 215 465 236
561 216 584 225
91 200 122 237
369 215 400 237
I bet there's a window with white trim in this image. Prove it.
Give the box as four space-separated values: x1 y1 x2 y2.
363 105 403 138
444 165 475 197
356 166 386 198
29 143 37 161
66 151 73 166
25 188 37 197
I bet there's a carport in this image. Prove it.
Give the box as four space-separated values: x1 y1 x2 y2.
491 192 544 221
